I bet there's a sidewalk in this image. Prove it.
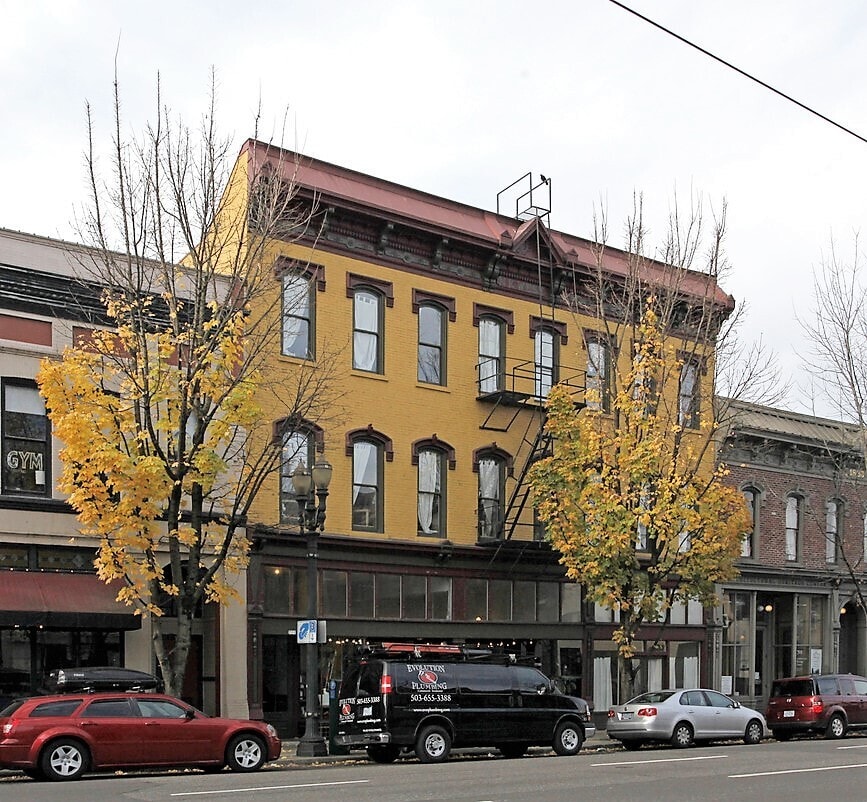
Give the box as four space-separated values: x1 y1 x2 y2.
274 728 615 767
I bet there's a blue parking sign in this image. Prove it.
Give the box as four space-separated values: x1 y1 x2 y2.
297 620 317 644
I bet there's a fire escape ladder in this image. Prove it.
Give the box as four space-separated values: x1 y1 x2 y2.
501 418 553 541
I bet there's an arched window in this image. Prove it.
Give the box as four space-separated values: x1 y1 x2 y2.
282 274 314 359
785 494 802 562
826 499 843 564
353 288 383 373
474 446 512 541
534 328 556 398
678 358 701 428
276 418 323 525
741 486 760 559
346 426 392 533
417 304 446 385
478 315 505 393
585 333 612 411
417 448 445 536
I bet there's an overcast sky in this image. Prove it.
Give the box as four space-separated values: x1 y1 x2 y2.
3 0 866 418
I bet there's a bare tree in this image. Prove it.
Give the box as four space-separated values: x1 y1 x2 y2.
38 70 343 695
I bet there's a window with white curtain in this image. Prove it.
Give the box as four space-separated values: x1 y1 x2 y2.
418 304 445 384
826 499 841 564
282 274 313 359
585 336 610 411
417 449 444 536
280 428 314 524
785 495 801 561
741 487 759 558
353 289 382 372
678 359 700 428
478 456 504 539
352 440 381 531
478 316 504 393
534 329 556 398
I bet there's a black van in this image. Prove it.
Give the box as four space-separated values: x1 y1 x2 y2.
334 643 595 763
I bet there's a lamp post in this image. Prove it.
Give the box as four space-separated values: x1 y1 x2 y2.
292 459 332 757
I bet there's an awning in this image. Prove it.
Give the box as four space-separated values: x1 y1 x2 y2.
0 571 141 630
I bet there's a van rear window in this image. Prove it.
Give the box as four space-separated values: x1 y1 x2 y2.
770 680 814 697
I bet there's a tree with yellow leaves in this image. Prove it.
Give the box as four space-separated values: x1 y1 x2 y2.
37 72 342 696
530 196 772 702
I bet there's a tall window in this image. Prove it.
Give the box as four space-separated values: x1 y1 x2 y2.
478 456 505 539
742 487 759 558
478 316 504 393
282 274 313 359
534 329 556 398
785 495 801 561
417 304 445 385
353 289 383 373
417 448 445 536
2 381 50 496
352 440 382 531
280 429 314 524
826 499 842 564
678 359 700 428
585 335 611 411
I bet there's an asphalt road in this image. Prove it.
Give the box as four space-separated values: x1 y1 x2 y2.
4 736 867 801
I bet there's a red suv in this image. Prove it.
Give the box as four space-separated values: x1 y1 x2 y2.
765 673 867 740
0 692 281 781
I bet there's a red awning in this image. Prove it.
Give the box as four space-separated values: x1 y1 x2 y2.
0 571 141 630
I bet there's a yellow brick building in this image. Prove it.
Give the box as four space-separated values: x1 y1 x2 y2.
231 141 732 735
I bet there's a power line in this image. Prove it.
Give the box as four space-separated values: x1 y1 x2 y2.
609 0 867 146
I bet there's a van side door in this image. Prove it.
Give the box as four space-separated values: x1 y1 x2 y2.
454 663 519 744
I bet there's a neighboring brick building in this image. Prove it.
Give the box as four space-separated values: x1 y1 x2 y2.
712 399 867 711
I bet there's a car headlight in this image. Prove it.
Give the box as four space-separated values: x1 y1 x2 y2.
266 724 278 738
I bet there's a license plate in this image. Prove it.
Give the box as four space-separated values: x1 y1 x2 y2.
621 712 634 721
783 710 795 718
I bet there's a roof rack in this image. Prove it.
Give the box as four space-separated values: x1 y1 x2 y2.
362 642 538 666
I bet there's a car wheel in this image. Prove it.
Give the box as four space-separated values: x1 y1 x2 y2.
367 744 401 763
670 722 694 748
553 721 583 756
415 724 451 763
621 740 644 751
825 714 846 740
499 743 529 759
40 739 89 782
226 734 267 772
744 719 764 745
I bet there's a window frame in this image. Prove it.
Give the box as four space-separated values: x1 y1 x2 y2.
1 379 51 497
352 287 384 373
584 332 612 411
351 438 383 532
476 454 506 540
741 486 760 559
785 494 802 562
281 273 315 360
417 302 447 385
825 498 843 565
678 357 701 428
477 314 506 394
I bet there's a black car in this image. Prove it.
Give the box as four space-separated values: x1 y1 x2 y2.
334 642 595 763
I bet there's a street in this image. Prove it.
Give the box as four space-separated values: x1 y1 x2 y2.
4 737 867 801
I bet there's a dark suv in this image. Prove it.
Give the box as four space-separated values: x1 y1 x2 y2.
334 643 595 762
765 673 867 740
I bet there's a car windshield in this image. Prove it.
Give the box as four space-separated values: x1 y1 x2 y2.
625 691 676 705
770 679 814 697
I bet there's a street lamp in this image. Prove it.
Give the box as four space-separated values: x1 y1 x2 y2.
292 459 332 757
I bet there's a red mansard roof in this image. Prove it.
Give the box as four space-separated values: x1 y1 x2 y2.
241 139 734 310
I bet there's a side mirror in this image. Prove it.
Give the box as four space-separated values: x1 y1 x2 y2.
185 708 196 719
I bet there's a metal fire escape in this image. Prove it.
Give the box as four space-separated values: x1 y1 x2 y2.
475 174 585 545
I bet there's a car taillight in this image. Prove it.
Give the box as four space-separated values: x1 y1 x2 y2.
637 707 657 717
380 675 393 695
1 721 13 736
811 698 823 714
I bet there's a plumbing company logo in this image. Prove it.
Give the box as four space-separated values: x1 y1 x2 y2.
418 670 438 685
411 665 448 691
341 703 352 716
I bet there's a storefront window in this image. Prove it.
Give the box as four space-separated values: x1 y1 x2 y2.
403 575 426 619
489 580 511 621
322 571 347 617
349 573 374 618
722 591 753 696
430 577 452 621
374 573 400 619
466 578 487 621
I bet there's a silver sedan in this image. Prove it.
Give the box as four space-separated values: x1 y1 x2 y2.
606 688 769 749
